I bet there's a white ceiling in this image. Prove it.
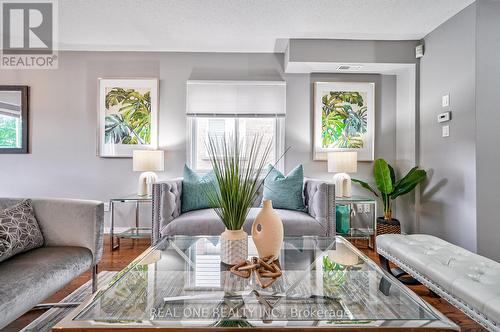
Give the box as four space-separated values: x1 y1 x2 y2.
58 0 475 52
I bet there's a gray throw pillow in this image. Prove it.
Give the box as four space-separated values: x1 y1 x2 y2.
0 199 44 263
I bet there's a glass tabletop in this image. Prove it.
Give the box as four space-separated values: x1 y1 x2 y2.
338 228 374 237
115 227 151 239
335 195 376 203
71 236 457 330
110 194 153 202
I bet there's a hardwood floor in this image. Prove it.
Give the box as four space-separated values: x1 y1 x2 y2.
4 237 485 331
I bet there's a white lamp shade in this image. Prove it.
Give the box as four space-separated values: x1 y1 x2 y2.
327 151 357 173
328 242 359 266
133 150 165 172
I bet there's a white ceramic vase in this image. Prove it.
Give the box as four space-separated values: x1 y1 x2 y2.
220 229 248 265
252 200 284 258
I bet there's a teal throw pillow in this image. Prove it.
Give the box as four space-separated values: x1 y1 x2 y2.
263 164 306 212
182 165 218 213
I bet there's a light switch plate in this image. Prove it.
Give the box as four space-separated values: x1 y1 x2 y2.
415 44 425 58
442 94 450 107
438 111 451 123
442 125 450 137
103 203 110 212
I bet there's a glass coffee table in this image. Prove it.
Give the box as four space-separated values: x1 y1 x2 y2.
55 236 458 330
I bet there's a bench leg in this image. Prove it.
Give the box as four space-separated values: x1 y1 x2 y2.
92 264 98 293
379 276 392 296
378 254 420 285
31 302 80 311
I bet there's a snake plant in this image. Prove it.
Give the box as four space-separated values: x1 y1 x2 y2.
204 134 272 230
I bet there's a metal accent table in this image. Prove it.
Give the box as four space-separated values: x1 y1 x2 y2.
335 195 377 249
110 194 152 251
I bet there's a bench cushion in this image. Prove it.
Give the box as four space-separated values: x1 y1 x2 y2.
377 234 500 329
0 246 93 329
161 207 326 236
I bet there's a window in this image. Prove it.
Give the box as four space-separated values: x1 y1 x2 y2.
0 90 23 149
0 114 21 148
186 81 286 172
191 116 283 171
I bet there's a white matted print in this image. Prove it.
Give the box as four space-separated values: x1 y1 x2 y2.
314 82 374 161
98 78 158 157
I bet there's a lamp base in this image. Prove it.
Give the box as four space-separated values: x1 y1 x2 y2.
333 172 352 198
138 171 158 197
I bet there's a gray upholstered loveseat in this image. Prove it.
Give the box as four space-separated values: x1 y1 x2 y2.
0 198 104 329
152 178 335 245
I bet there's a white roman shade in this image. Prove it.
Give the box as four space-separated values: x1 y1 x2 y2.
186 80 286 116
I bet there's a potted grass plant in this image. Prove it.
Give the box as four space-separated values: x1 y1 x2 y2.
204 134 272 265
352 159 426 235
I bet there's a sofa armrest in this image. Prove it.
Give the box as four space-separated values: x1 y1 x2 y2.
303 179 335 237
152 179 182 245
30 198 104 265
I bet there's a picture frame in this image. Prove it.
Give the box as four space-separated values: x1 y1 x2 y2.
98 78 159 158
0 86 29 154
313 82 375 161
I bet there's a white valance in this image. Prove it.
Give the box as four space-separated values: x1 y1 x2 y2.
186 80 286 116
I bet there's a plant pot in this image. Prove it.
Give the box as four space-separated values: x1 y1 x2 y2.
377 217 401 235
251 200 283 258
220 229 248 265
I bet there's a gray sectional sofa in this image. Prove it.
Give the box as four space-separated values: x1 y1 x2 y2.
152 178 335 245
0 198 104 329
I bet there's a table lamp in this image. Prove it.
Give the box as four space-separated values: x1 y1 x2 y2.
327 151 357 198
133 150 164 196
328 242 359 267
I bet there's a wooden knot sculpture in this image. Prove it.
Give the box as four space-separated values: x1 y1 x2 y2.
229 255 282 289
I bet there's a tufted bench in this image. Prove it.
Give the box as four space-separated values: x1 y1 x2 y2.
377 234 500 331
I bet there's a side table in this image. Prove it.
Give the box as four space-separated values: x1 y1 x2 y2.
335 195 377 249
110 194 152 251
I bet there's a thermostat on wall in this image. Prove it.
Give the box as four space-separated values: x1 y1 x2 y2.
437 111 451 123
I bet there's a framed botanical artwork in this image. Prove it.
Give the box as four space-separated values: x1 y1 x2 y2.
98 78 159 157
313 82 375 161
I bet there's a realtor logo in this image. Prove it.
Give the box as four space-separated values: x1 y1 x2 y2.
1 0 58 69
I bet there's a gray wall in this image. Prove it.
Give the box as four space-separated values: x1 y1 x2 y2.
476 0 500 261
419 3 477 252
395 68 418 233
285 38 416 231
286 73 397 214
0 51 397 229
287 39 418 64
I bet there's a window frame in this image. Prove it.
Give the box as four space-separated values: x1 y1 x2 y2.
0 85 29 154
187 114 285 173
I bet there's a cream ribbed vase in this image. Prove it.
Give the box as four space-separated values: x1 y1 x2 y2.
252 200 284 258
220 229 248 265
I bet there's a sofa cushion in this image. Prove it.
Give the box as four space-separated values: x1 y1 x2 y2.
0 199 44 263
0 246 93 329
162 207 326 237
181 165 218 213
263 165 306 212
